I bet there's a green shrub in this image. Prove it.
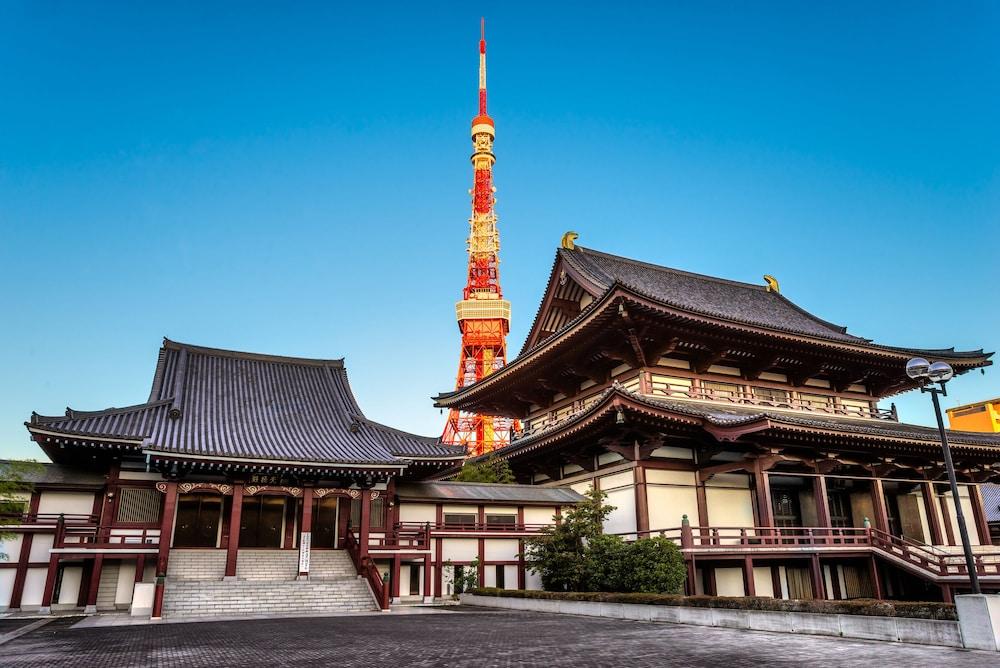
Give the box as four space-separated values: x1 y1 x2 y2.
466 588 956 621
614 536 686 594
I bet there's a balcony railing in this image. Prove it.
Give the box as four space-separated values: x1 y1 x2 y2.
646 379 896 421
0 512 98 526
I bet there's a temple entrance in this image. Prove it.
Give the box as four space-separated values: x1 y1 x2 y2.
239 496 285 548
312 496 339 548
173 494 222 548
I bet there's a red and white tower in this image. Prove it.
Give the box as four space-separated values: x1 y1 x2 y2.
442 20 516 456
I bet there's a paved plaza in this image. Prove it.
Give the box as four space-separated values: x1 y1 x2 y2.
3 607 997 667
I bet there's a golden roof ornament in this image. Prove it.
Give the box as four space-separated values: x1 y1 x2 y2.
561 231 578 250
763 275 780 293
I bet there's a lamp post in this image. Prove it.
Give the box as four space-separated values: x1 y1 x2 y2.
905 357 981 595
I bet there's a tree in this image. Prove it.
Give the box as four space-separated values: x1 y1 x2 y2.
614 537 687 594
523 487 614 591
452 455 515 484
1 460 43 561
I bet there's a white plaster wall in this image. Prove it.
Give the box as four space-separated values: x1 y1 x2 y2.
568 480 593 495
0 534 24 563
752 567 774 597
942 489 981 546
649 446 693 460
646 485 698 532
646 470 696 486
705 488 755 540
0 569 16 608
823 565 835 600
441 538 478 562
55 566 82 607
603 487 636 535
597 452 624 466
484 506 517 515
28 534 53 563
117 471 162 480
523 507 557 525
38 492 95 516
400 565 412 596
399 503 436 523
777 566 790 599
20 568 46 607
525 569 543 591
693 568 705 595
599 471 634 490
715 567 744 596
913 493 932 546
116 560 137 605
443 505 477 515
484 539 519 562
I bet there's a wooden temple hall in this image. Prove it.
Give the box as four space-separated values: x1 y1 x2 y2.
4 340 580 618
436 242 1000 603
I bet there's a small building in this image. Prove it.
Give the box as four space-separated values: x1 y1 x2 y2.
948 397 1000 433
2 339 579 617
436 243 1000 602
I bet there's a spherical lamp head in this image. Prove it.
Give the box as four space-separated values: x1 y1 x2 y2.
927 361 955 383
905 358 931 380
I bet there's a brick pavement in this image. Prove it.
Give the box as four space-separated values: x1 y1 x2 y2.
4 607 997 667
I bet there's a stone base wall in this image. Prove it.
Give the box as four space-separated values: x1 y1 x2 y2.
460 594 965 649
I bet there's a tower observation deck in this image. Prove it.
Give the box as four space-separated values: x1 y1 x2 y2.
442 20 516 455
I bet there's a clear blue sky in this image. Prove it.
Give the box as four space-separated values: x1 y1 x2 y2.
1 3 997 459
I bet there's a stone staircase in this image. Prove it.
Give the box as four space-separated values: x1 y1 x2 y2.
162 549 378 618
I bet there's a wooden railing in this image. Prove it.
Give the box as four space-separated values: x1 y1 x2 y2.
369 523 431 550
345 530 390 610
646 379 896 421
0 512 98 526
56 523 159 549
398 521 551 534
621 523 1000 581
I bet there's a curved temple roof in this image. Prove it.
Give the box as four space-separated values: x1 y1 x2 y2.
28 339 464 469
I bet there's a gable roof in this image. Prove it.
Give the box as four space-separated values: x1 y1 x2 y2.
29 339 464 469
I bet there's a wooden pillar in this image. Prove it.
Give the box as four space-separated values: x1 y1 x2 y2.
685 558 697 596
813 476 831 536
695 482 710 541
634 465 649 535
298 487 313 578
743 556 756 597
517 506 526 590
9 491 41 610
224 483 243 578
134 556 146 584
359 490 372 559
938 491 956 546
753 462 774 539
771 566 783 600
477 504 486 587
941 584 953 604
423 553 433 602
84 554 104 612
922 482 944 545
390 555 401 602
283 497 297 549
39 554 61 613
809 555 825 600
337 496 350 549
434 504 444 597
969 485 992 546
870 478 890 534
152 480 178 619
868 556 883 600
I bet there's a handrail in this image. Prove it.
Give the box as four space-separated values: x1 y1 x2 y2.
345 531 390 610
57 524 159 549
396 520 552 533
0 512 99 525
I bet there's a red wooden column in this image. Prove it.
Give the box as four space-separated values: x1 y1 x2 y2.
809 554 825 600
9 490 41 610
224 483 244 578
359 490 372 559
84 554 105 613
423 553 433 603
742 556 756 597
134 556 146 584
939 492 957 545
337 496 350 549
151 480 178 619
634 465 649 535
868 556 883 600
298 487 314 578
922 482 944 545
969 485 992 546
813 475 831 539
516 506 526 590
390 555 401 603
434 504 444 597
477 504 486 587
695 482 710 542
753 460 774 538
38 554 61 614
870 478 890 534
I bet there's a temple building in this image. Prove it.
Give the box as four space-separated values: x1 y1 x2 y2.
435 241 1000 602
1 339 578 617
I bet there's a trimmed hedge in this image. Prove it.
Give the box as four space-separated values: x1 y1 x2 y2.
468 588 956 621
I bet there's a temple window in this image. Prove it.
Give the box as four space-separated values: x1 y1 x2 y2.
649 375 692 398
840 398 871 416
485 513 516 528
370 496 386 529
753 386 791 407
444 512 477 528
799 393 833 411
115 487 161 524
702 380 741 400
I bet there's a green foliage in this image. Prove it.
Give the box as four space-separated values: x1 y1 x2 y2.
452 456 515 484
445 557 481 598
0 460 42 561
468 589 958 621
524 488 686 594
523 487 613 591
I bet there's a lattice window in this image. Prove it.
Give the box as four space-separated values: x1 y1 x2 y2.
115 487 161 524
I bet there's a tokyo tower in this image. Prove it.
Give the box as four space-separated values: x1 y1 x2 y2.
442 20 516 456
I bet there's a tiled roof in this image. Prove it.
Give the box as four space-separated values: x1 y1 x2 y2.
981 484 1000 523
29 339 464 468
395 481 583 505
0 460 106 487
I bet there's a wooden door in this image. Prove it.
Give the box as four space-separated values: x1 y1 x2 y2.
173 494 222 548
312 497 339 548
239 496 286 548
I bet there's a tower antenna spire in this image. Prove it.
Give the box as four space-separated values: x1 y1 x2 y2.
442 20 516 456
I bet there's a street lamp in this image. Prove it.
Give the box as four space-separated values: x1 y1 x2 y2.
906 357 981 594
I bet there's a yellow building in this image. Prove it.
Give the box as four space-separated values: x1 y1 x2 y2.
948 397 1000 433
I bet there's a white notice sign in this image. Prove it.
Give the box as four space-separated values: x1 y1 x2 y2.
299 532 311 574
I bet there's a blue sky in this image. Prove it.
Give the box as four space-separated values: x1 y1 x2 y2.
1 2 997 459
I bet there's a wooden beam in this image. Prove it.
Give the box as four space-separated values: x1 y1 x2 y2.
744 353 780 381
693 347 729 374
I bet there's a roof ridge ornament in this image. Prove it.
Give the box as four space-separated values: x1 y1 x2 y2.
763 274 780 293
561 231 578 250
